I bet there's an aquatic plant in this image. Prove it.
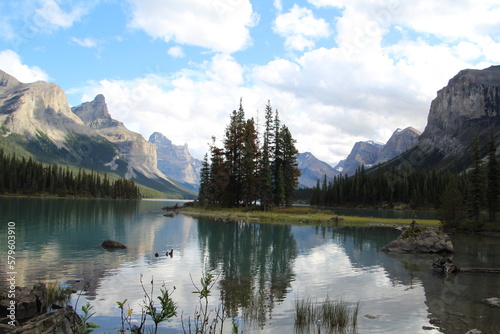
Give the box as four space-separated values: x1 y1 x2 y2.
46 281 72 309
294 295 360 333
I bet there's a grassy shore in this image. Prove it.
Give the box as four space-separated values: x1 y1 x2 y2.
180 206 441 227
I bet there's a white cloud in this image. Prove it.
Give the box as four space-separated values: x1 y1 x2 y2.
273 5 330 51
34 0 88 31
70 36 99 48
167 46 185 58
0 49 50 83
127 0 258 53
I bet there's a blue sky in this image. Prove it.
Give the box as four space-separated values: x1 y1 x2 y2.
1 0 499 165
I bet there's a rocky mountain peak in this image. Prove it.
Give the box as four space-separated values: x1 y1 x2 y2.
0 70 21 91
375 126 421 165
149 131 173 146
149 131 202 190
72 94 117 128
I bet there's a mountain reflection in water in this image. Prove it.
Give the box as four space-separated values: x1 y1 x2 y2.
0 198 498 333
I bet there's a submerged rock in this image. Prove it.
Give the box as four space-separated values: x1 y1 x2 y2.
482 297 500 309
382 230 453 253
101 239 127 249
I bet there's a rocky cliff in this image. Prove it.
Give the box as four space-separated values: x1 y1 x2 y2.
72 95 167 181
375 127 421 165
0 70 92 147
0 70 118 168
404 65 500 170
297 152 339 188
421 66 500 149
149 132 202 190
334 140 384 176
0 70 194 197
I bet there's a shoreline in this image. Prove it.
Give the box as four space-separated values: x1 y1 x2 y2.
179 207 441 227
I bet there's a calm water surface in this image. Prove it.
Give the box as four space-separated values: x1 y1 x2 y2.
0 198 499 334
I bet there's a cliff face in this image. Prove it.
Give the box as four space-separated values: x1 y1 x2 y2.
149 132 202 189
420 66 500 153
375 127 421 165
72 95 167 180
335 141 383 175
0 70 91 147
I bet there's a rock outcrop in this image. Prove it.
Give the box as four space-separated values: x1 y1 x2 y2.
334 140 383 176
0 306 80 334
382 230 454 253
0 283 48 321
149 132 202 190
409 65 500 170
72 95 169 180
296 152 339 188
0 70 93 148
375 127 421 165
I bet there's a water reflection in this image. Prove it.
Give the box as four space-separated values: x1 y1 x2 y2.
0 198 499 333
197 219 297 327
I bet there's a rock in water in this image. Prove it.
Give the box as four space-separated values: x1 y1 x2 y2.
101 239 127 249
382 230 453 253
0 305 81 334
482 297 500 309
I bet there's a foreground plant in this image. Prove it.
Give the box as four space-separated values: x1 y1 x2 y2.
73 302 99 334
140 275 178 334
182 271 228 334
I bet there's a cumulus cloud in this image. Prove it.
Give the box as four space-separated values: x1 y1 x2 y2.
273 5 330 51
127 0 258 53
73 0 500 166
0 49 50 83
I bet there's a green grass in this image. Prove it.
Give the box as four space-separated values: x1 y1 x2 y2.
180 206 441 227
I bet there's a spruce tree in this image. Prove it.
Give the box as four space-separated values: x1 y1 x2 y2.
486 133 499 222
467 135 484 229
280 125 300 207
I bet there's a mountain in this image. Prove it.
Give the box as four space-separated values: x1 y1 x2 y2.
296 152 339 188
388 65 500 172
375 127 421 165
149 132 202 191
0 69 195 198
0 70 118 168
334 140 384 176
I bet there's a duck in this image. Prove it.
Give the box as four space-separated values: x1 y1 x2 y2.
154 252 159 257
167 249 173 257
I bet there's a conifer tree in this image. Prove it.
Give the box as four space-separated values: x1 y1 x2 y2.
486 133 499 222
467 135 484 228
259 101 275 210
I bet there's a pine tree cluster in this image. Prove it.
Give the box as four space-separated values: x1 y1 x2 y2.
0 150 141 199
198 100 301 209
307 134 500 226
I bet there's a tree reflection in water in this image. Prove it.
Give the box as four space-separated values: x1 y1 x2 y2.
196 219 297 328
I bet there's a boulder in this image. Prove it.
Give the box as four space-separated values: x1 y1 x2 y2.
482 297 500 309
382 230 453 253
0 283 48 321
101 239 127 249
0 306 81 334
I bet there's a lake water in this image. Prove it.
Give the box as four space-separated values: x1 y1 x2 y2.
1 197 499 334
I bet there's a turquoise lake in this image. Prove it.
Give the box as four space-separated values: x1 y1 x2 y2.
0 197 499 333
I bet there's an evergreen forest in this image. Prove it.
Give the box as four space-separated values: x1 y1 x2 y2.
0 149 141 199
301 134 499 228
198 100 301 209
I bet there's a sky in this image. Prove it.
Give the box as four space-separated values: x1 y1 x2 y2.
0 0 499 166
